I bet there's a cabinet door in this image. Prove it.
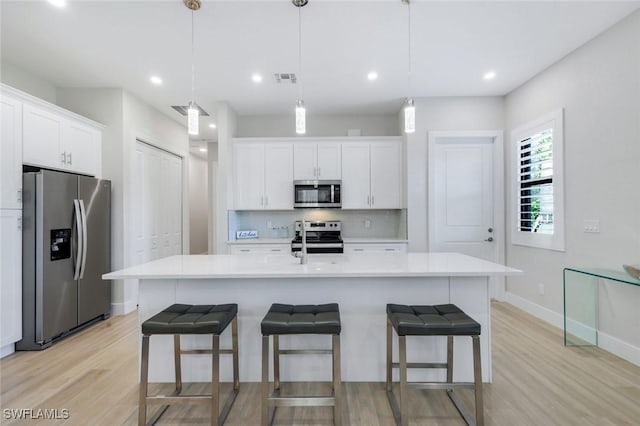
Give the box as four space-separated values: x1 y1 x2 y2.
316 142 341 179
293 144 317 180
341 143 371 209
370 142 402 209
0 210 22 347
264 143 293 210
1 96 22 209
62 120 101 176
23 104 64 170
234 143 265 210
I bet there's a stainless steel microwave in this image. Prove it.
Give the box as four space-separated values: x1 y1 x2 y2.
293 180 341 208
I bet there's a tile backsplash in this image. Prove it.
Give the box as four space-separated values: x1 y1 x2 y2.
228 209 407 240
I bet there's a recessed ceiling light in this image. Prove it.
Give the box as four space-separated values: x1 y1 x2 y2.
252 74 263 83
149 75 163 86
208 123 217 129
367 71 378 81
48 0 66 7
199 147 207 153
484 71 496 80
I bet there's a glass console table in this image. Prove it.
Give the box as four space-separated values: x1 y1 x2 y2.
563 267 640 346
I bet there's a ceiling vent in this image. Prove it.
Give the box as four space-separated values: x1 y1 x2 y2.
274 73 297 84
171 105 210 116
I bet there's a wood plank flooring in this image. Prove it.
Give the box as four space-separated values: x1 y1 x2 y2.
2 302 640 425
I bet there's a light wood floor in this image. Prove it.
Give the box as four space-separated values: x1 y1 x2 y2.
2 302 640 425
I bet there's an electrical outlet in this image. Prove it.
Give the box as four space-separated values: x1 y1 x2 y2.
364 219 371 229
583 220 600 233
537 283 545 295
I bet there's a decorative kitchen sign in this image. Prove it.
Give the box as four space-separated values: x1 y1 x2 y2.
236 230 259 239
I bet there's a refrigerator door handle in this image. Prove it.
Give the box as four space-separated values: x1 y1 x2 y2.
73 199 83 280
79 199 88 279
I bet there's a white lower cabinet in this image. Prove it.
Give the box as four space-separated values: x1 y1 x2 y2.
228 244 289 254
344 243 407 253
1 209 22 355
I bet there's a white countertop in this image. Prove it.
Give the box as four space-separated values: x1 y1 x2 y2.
103 252 520 280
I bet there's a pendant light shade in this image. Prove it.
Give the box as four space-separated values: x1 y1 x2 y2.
404 98 415 134
295 99 306 135
187 102 199 135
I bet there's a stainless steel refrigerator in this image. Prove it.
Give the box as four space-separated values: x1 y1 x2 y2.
18 169 111 350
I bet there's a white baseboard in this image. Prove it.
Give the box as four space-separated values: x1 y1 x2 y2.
504 291 563 329
111 300 137 316
504 291 640 367
1 343 15 358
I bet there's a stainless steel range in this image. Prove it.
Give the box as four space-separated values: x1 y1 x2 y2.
291 220 343 254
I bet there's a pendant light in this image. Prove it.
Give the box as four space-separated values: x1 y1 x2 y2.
185 0 201 136
402 0 415 134
293 0 308 135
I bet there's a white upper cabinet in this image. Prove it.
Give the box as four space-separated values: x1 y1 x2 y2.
21 98 102 177
341 143 371 209
293 142 341 180
23 103 63 170
1 95 23 209
342 140 402 209
234 142 293 210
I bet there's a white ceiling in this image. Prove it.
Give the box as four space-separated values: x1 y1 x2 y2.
2 0 639 139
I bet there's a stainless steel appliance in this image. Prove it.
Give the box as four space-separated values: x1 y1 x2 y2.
291 220 343 253
18 169 111 350
293 180 341 208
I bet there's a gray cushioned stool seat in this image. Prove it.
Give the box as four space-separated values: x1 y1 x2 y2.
261 303 341 335
142 303 237 335
387 303 480 336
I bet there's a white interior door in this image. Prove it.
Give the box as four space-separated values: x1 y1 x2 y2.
429 132 505 299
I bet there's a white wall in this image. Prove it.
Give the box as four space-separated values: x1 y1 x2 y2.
237 114 399 137
504 10 640 357
403 97 505 251
214 102 238 253
189 153 209 254
1 61 57 104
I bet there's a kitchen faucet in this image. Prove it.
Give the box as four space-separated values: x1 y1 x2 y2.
292 219 308 264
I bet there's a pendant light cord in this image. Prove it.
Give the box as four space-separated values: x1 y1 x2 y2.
191 10 195 104
407 0 411 99
298 5 302 100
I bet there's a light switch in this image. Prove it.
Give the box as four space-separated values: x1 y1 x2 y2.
583 220 600 233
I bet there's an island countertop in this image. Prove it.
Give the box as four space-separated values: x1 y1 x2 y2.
103 252 520 280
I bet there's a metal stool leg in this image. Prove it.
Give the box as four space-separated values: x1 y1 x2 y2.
399 335 408 426
138 335 150 426
174 335 183 394
332 334 342 426
446 335 453 384
386 319 392 392
273 335 280 391
232 317 239 391
261 335 270 426
211 334 220 426
472 335 484 426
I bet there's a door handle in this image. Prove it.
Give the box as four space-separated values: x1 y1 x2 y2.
79 199 88 279
371 195 375 206
61 151 67 165
73 199 83 280
17 189 22 203
367 195 370 206
67 152 73 165
484 237 494 242
318 167 321 177
313 167 317 177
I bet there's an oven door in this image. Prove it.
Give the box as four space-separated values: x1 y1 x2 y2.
294 180 341 208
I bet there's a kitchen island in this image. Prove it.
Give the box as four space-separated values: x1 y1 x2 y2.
103 252 519 384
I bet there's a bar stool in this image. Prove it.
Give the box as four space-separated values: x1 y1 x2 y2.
386 303 483 426
139 303 239 426
261 303 342 426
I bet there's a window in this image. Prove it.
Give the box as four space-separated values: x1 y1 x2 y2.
511 110 565 251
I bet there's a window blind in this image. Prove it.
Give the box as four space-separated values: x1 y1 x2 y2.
518 129 553 234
